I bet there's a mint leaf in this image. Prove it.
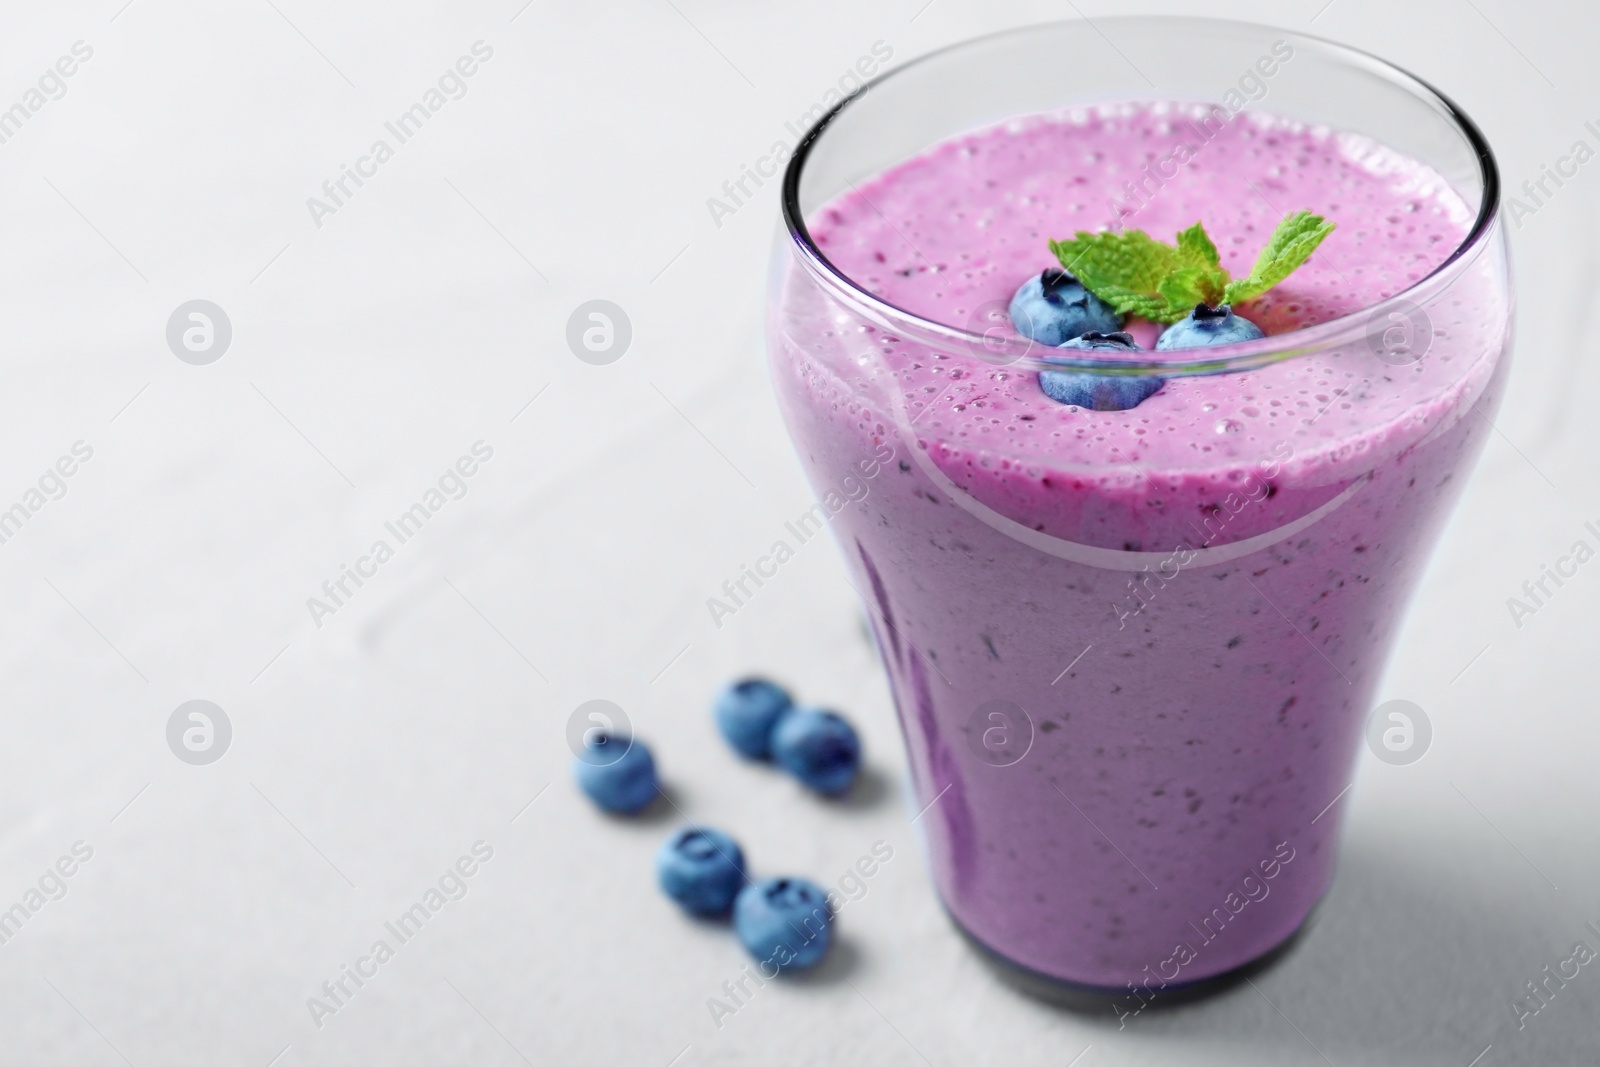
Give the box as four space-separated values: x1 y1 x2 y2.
1050 230 1190 323
1083 284 1173 323
1173 222 1229 306
1049 231 1174 293
1224 210 1335 304
1174 222 1220 271
1047 211 1334 325
1158 267 1214 312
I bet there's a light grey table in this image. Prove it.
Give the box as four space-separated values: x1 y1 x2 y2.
0 0 1593 1063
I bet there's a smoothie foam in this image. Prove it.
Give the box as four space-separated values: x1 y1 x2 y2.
770 102 1508 989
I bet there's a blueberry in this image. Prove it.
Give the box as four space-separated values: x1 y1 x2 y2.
1038 331 1163 411
771 708 861 795
656 826 746 916
572 731 658 814
713 678 795 759
1008 268 1123 346
733 877 833 971
1155 303 1265 350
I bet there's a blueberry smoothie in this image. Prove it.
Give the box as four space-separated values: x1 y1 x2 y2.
769 102 1509 991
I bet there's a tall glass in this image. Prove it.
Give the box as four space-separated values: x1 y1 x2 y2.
766 18 1509 995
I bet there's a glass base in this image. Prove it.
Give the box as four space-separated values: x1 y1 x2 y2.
947 898 1322 1011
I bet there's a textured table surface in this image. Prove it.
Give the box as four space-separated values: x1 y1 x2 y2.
0 0 1595 1064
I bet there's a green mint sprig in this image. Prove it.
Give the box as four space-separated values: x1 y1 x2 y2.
1047 211 1335 325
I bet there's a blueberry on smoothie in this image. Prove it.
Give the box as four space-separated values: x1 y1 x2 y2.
713 678 795 759
572 732 658 813
1008 268 1123 346
733 877 833 970
1038 331 1163 411
1156 303 1265 350
656 826 746 916
771 708 861 795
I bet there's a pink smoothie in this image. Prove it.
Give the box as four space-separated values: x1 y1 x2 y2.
769 102 1508 992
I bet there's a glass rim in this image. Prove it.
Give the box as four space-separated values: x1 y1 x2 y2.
778 15 1502 377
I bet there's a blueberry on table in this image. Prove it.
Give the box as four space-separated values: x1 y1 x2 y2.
771 708 861 795
733 877 833 970
1038 331 1163 411
1156 302 1265 350
656 826 746 916
713 678 795 759
572 732 658 814
1008 268 1123 346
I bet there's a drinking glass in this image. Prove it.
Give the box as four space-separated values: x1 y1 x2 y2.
766 16 1509 995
